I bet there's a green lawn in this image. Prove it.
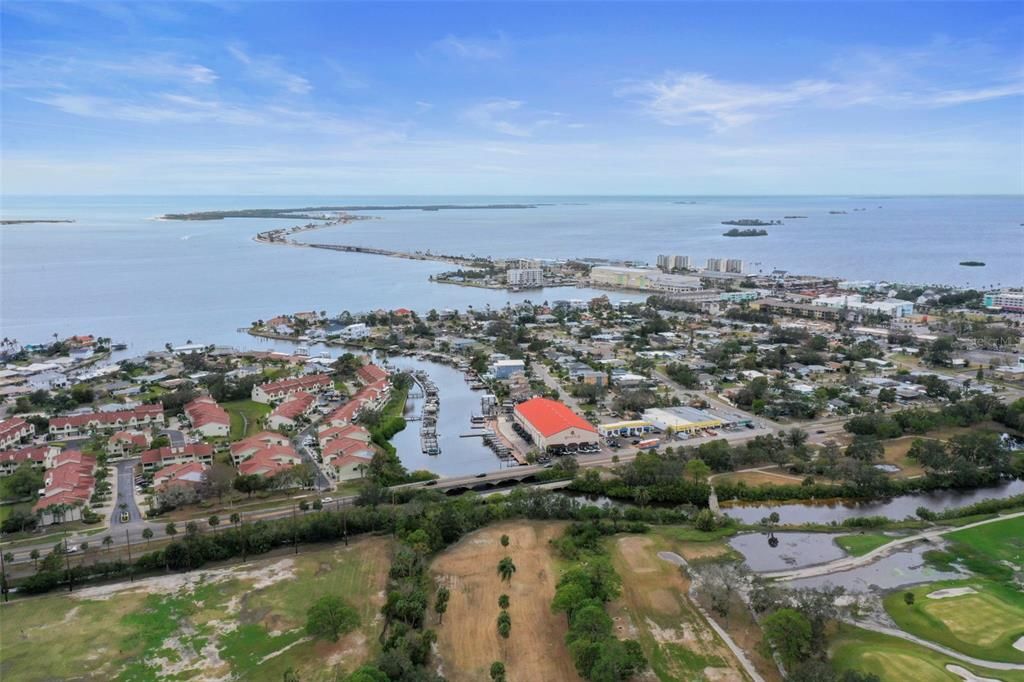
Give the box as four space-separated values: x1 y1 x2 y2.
223 400 272 440
830 624 1024 682
0 536 394 681
0 501 31 523
885 580 1024 664
835 532 893 556
945 515 1024 566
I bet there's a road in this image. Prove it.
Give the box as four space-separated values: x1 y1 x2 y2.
761 509 1024 581
843 619 1024 672
112 459 145 525
292 419 333 491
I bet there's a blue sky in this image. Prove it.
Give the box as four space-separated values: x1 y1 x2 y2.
2 1 1022 194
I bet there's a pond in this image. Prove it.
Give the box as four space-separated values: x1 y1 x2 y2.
782 542 967 593
728 532 850 572
720 479 1024 525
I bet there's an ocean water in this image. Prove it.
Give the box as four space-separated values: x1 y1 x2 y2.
1 195 1021 351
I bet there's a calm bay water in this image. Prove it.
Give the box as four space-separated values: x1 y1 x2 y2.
1 195 1022 351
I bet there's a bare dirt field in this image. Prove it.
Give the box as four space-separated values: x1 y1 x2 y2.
430 521 581 682
608 534 758 682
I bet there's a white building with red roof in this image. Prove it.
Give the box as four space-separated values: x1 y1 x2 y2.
107 431 151 457
266 391 316 430
230 431 290 464
356 363 389 386
0 445 59 477
49 404 164 438
251 373 332 404
0 417 35 450
322 438 375 481
318 423 372 446
140 443 214 472
237 444 301 477
513 397 599 452
184 396 230 438
153 461 209 492
34 450 97 523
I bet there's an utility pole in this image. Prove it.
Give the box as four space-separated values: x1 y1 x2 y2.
0 548 8 603
292 504 298 555
64 533 73 593
125 529 134 582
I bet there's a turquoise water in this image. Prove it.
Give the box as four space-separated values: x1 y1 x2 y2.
2 195 1021 350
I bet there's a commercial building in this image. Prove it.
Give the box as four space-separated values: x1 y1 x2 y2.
491 359 526 379
983 290 1024 313
49 404 165 438
513 397 599 453
813 294 914 318
590 266 701 294
642 407 724 434
183 396 230 438
507 268 543 289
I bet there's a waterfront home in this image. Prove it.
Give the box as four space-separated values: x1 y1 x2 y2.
34 450 97 523
183 396 230 438
230 431 290 464
153 461 209 492
266 391 316 430
107 430 151 457
48 404 165 438
323 444 374 481
355 363 388 385
251 373 332 404
237 444 301 477
318 423 372 446
0 445 58 477
0 416 35 450
339 323 369 340
140 443 214 472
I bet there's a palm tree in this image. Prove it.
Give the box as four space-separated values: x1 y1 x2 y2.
102 535 113 553
29 549 40 569
208 515 220 530
500 534 509 548
498 594 510 610
496 610 511 639
142 528 154 545
165 522 178 537
230 512 241 527
497 557 516 584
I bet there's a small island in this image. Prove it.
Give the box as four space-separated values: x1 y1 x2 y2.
721 219 780 226
162 204 538 220
959 261 986 267
723 228 768 237
784 215 807 219
1 218 75 225
829 210 847 215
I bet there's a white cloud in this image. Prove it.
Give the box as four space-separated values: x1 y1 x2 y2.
432 34 506 61
622 73 835 130
228 45 311 95
461 99 531 136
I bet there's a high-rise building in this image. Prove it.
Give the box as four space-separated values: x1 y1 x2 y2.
725 259 743 273
706 258 723 272
507 268 543 289
656 254 671 271
671 255 690 270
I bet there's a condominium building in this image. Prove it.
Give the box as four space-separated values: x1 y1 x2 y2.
706 258 724 272
590 266 701 293
507 267 543 289
983 290 1024 313
725 259 744 274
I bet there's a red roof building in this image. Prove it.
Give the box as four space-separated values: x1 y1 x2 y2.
251 373 332 404
267 391 316 429
0 445 54 476
0 417 35 450
140 443 214 472
153 461 209 491
237 444 301 477
513 397 598 452
34 450 97 518
184 396 230 437
230 431 290 464
49 404 165 437
107 430 151 457
356 363 388 385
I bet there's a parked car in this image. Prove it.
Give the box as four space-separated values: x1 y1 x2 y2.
474 473 487 478
321 497 334 504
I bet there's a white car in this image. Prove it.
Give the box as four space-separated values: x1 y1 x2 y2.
321 497 333 504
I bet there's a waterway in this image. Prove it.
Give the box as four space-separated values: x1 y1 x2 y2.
3 195 1022 352
719 479 1024 525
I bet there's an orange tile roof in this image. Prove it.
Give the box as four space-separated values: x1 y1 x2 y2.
514 397 596 438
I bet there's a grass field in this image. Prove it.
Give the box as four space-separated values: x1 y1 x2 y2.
607 532 758 682
831 624 1024 682
835 532 894 556
715 469 806 487
0 537 393 681
223 400 272 440
430 521 581 682
881 437 927 478
885 580 1024 664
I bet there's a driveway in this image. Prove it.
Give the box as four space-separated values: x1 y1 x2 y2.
112 459 145 525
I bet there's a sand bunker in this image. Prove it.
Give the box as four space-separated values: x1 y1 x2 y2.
1013 635 1024 652
927 586 978 600
945 664 1000 682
